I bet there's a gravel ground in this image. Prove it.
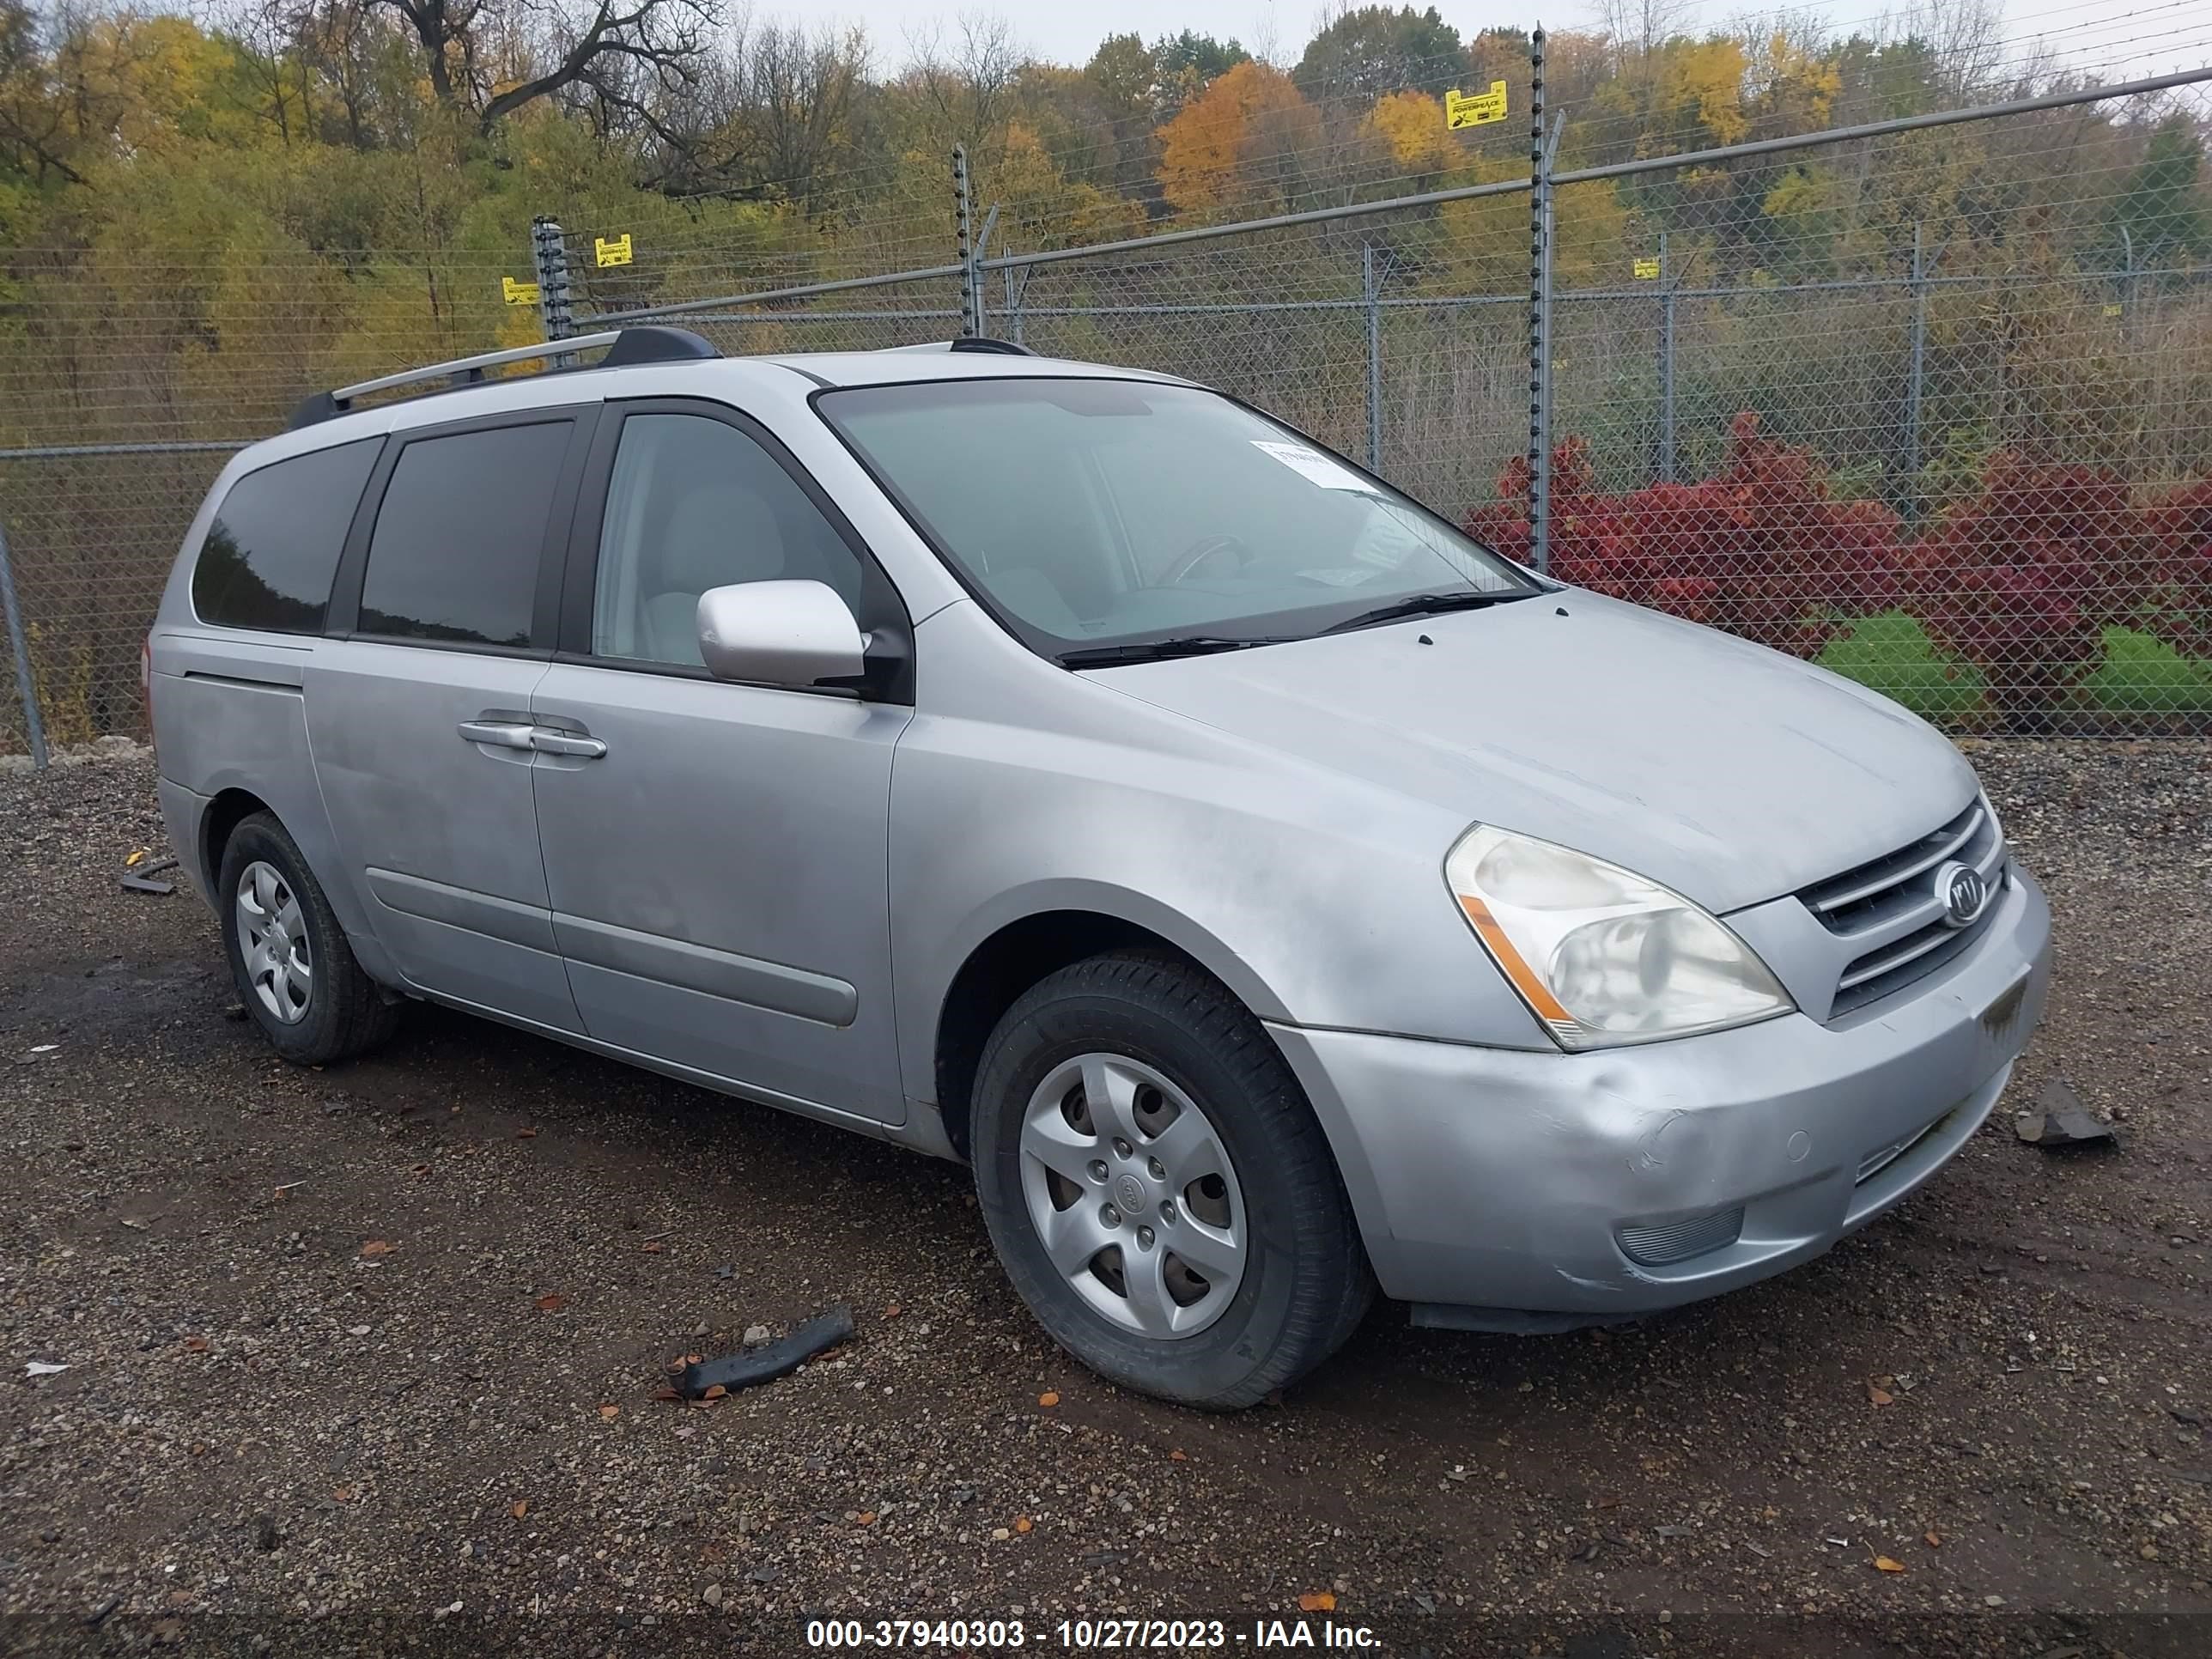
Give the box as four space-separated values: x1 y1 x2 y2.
1 742 2206 1657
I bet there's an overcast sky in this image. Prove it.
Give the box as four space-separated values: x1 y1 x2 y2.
760 1 2205 82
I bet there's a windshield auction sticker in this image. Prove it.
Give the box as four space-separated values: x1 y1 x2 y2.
1250 440 1379 494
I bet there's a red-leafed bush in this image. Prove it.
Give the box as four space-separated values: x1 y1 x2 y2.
1900 453 2146 730
1466 413 1903 659
2142 477 2212 660
1463 448 1541 564
1468 416 2212 729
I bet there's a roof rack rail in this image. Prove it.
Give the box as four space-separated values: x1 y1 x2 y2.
949 336 1036 356
288 325 720 430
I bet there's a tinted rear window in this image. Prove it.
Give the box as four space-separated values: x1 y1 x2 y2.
191 439 380 633
356 422 570 648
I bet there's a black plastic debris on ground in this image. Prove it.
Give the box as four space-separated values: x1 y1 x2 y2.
2016 1078 2118 1150
674 1305 854 1398
118 855 179 895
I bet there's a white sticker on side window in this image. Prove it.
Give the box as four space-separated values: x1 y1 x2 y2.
1251 440 1378 493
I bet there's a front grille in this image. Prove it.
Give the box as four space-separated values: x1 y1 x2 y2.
1803 799 1995 933
1829 915 1990 1015
1801 798 2007 1018
1617 1206 1745 1267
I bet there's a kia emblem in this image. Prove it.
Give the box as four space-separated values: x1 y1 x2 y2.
1935 860 1990 929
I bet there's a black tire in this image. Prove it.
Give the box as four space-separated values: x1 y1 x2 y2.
971 950 1373 1409
216 811 401 1066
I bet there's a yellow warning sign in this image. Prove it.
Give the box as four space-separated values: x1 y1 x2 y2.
595 234 635 268
1445 81 1509 131
502 276 541 306
1633 258 1662 281
2101 301 2123 317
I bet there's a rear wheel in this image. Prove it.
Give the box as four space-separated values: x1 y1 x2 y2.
216 812 400 1065
971 951 1371 1408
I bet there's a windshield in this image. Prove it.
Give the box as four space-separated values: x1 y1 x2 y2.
817 377 1539 659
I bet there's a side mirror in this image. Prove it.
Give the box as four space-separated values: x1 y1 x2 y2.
696 580 866 689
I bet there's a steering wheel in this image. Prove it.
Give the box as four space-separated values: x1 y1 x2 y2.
1161 532 1257 586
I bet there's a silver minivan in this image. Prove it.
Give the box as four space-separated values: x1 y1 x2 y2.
149 329 2051 1407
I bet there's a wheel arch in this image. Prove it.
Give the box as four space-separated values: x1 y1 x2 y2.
927 890 1295 1162
201 787 275 895
194 780 399 992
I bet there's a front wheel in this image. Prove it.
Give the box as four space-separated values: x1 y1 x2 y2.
971 951 1372 1408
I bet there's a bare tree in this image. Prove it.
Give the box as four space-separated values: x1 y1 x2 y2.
1894 0 2005 99
367 0 469 106
1247 2 1279 69
905 11 1023 155
484 0 719 133
364 0 719 135
1599 0 1691 67
735 20 864 207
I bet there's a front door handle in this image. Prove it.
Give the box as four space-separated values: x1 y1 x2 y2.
458 719 537 750
531 729 607 760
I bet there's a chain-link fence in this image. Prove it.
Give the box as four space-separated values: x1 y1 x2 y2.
1528 75 2212 732
0 239 529 757
5 55 2211 757
556 64 2212 734
0 443 244 753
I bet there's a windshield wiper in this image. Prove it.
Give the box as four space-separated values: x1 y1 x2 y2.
1321 589 1534 635
1058 635 1299 668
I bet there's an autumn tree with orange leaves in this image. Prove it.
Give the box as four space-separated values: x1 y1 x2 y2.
1155 60 1322 216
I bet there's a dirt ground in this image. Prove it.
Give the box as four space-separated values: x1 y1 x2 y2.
1 744 2206 1658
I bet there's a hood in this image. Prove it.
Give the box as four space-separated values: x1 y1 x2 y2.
1095 591 1977 915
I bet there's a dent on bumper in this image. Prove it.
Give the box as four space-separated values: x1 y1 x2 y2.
1270 867 2053 1319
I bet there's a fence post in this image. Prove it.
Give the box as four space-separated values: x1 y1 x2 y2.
1904 221 1927 520
2119 224 2136 350
1002 266 1028 345
1658 229 1677 484
532 216 575 368
1527 29 1563 574
973 204 999 338
1363 243 1384 472
1526 26 1547 572
952 145 978 338
0 520 48 771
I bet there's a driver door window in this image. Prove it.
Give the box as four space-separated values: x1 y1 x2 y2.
592 413 864 667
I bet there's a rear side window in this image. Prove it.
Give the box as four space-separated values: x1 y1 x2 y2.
357 422 569 648
191 439 380 633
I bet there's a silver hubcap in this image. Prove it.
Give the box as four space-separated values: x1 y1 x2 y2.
1018 1054 1246 1339
235 860 312 1025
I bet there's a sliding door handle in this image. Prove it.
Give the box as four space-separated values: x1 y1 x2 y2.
457 719 537 750
531 729 607 760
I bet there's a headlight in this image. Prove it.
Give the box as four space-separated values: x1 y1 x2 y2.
1444 824 1794 1050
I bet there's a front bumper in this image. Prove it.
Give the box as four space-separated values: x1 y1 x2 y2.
1269 866 2052 1321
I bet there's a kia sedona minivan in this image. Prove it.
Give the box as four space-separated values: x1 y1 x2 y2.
149 327 2051 1407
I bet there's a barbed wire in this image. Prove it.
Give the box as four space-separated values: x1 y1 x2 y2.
3 58 2209 754
545 9 2212 329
